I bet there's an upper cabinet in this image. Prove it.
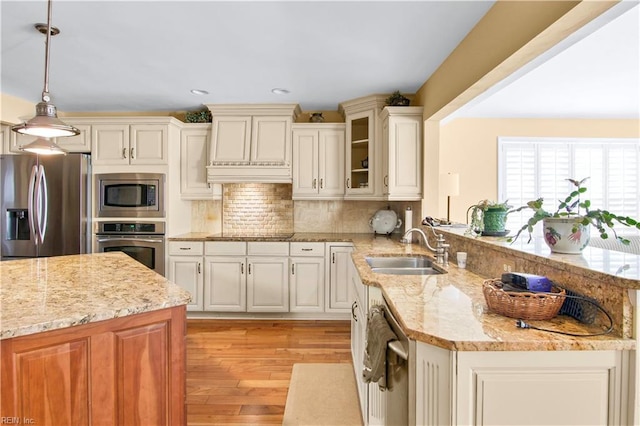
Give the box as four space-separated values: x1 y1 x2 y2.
206 104 301 183
292 123 345 200
180 124 221 200
380 106 423 200
339 95 386 200
93 123 168 166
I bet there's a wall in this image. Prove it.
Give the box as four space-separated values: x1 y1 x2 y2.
436 117 640 223
1 94 35 124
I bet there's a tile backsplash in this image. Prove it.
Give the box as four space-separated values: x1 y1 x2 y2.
190 183 421 235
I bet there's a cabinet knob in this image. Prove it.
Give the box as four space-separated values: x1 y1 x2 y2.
241 263 244 274
122 148 127 159
291 264 295 275
384 175 389 187
197 262 201 274
332 253 335 264
320 178 324 189
346 178 351 189
351 301 358 321
312 178 317 189
130 147 135 159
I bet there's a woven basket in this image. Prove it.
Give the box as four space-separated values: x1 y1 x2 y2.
483 278 566 320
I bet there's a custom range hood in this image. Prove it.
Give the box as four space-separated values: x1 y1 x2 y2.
206 104 301 184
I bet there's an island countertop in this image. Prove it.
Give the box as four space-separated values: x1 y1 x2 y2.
0 252 191 340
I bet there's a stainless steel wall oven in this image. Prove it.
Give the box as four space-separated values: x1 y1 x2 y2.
94 221 165 276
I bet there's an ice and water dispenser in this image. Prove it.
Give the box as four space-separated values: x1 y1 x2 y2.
6 209 30 241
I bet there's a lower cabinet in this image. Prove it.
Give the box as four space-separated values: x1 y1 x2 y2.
349 258 369 423
326 243 354 312
168 241 204 311
168 240 352 317
0 306 186 425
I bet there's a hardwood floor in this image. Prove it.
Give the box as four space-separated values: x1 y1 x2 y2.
186 319 353 425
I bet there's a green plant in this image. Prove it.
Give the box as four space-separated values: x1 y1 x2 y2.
465 200 511 236
509 177 640 244
185 109 212 123
385 91 410 106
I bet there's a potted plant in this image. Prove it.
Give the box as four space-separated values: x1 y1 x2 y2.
385 91 410 106
509 177 640 254
466 200 512 237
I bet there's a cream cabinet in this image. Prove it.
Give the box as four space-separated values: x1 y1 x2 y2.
292 124 345 200
326 243 353 312
180 124 221 200
5 131 35 154
349 258 369 422
206 104 301 183
340 95 387 200
204 241 247 312
290 242 325 313
1 124 9 154
415 342 629 425
380 107 423 201
168 241 204 311
92 123 168 166
247 242 290 313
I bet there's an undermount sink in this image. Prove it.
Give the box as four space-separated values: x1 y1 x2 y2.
365 256 445 275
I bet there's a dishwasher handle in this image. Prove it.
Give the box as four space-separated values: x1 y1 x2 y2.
388 340 408 361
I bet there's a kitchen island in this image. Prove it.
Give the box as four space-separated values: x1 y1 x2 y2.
0 252 191 425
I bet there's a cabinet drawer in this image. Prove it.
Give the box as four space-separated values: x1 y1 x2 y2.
168 241 204 256
247 242 289 256
205 241 247 256
290 242 324 257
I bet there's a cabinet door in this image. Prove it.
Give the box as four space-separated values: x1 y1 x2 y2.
180 126 220 200
246 257 289 312
318 129 345 197
290 256 324 312
415 342 452 426
57 123 92 153
292 129 319 197
7 132 36 154
169 256 204 311
92 124 130 165
130 124 167 165
210 116 252 163
251 116 291 164
386 115 422 200
328 246 353 311
345 109 375 197
204 256 246 312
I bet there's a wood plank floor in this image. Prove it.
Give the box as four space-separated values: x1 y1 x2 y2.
186 319 353 425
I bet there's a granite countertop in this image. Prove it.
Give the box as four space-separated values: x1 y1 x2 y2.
0 252 191 340
168 232 354 242
167 231 636 351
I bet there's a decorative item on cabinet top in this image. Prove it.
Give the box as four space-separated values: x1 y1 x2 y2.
185 109 212 123
385 91 410 106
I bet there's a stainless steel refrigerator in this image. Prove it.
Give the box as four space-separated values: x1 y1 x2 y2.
1 154 91 259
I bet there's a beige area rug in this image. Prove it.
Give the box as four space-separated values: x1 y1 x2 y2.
283 363 364 426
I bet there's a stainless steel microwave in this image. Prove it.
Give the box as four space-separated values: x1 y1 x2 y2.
96 173 165 218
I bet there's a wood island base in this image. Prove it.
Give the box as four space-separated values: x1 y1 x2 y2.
1 305 186 426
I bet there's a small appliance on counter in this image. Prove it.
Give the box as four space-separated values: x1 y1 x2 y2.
369 208 402 236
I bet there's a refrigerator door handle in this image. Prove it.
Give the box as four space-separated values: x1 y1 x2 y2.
28 165 38 245
38 165 48 244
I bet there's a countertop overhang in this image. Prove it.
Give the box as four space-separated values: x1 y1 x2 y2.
0 252 191 340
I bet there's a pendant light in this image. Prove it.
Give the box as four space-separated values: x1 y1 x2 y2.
11 0 79 143
19 137 66 156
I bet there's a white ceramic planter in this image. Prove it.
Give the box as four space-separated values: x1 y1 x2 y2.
542 217 591 254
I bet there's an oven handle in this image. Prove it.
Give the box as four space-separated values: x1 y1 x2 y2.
96 237 164 244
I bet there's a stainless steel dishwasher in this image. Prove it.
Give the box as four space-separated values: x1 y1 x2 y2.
383 300 409 426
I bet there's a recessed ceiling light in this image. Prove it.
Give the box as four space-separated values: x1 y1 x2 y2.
190 89 209 95
271 88 290 95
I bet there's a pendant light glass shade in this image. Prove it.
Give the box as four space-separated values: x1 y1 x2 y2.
11 0 79 141
19 137 67 155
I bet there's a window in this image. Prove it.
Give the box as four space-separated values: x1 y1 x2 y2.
498 137 640 237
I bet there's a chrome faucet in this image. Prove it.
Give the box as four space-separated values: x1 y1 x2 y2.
401 226 450 266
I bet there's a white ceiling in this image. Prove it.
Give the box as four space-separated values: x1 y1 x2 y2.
2 1 638 120
0 0 495 113
451 2 640 120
